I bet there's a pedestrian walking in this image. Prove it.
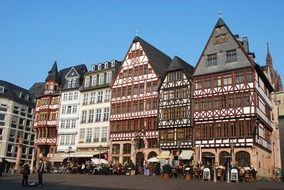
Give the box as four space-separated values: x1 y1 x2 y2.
22 161 30 186
37 159 45 187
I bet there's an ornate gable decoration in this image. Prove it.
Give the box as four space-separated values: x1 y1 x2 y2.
113 40 155 86
65 67 79 79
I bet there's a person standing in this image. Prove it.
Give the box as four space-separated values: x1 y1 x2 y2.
37 159 44 187
22 161 30 186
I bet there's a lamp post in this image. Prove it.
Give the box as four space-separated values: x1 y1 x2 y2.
98 144 102 163
67 146 72 167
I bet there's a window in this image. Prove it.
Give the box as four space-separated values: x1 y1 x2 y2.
60 135 65 145
96 108 102 122
123 143 131 154
60 120 65 129
66 120 71 128
133 84 138 95
217 124 222 138
63 93 68 101
106 72 112 83
83 94 89 105
61 106 66 114
235 151 250 167
0 86 4 93
236 72 244 84
226 49 237 63
88 109 94 123
91 75 97 86
112 144 120 154
224 75 232 85
230 123 236 137
101 127 108 142
104 90 110 102
146 82 152 92
93 128 100 142
79 129 85 139
81 110 87 123
139 83 144 94
99 73 105 85
68 93 73 101
84 76 90 87
86 128 92 143
207 53 217 66
71 135 75 145
67 106 72 114
67 80 72 88
239 122 245 137
0 104 8 112
72 105 77 114
103 108 109 121
97 91 103 103
71 79 76 88
74 92 79 100
71 120 76 128
127 86 132 96
90 92 96 104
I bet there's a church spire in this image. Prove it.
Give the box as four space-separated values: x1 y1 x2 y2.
266 42 273 69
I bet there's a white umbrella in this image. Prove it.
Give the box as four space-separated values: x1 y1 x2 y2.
91 158 108 164
147 157 160 163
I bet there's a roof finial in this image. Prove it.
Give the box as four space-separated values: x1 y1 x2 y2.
267 42 270 54
135 29 139 37
219 10 222 18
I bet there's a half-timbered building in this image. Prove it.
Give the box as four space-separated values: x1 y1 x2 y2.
158 56 194 158
110 36 171 168
192 18 277 177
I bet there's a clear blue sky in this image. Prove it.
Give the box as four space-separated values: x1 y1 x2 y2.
0 0 283 89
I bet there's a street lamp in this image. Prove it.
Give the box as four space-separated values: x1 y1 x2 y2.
67 146 72 167
98 144 102 161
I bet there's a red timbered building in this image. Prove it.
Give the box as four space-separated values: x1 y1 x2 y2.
110 36 171 168
33 62 87 164
34 62 60 163
158 56 194 157
192 18 276 177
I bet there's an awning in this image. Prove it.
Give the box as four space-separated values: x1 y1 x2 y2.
70 150 108 158
49 154 68 162
5 158 16 163
157 150 171 159
179 150 194 160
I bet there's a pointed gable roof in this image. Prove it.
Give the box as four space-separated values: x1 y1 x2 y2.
45 61 59 82
193 18 255 77
167 56 194 79
133 36 172 77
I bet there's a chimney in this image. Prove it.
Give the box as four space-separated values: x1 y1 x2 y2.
242 35 249 53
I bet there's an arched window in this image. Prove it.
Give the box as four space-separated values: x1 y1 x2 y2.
235 151 250 167
202 152 215 167
219 151 230 166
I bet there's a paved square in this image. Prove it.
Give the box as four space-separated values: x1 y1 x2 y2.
0 174 283 190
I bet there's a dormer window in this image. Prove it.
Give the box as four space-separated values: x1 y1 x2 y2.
98 64 101 70
111 60 116 67
72 79 76 88
67 80 72 88
0 86 4 93
104 62 108 69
